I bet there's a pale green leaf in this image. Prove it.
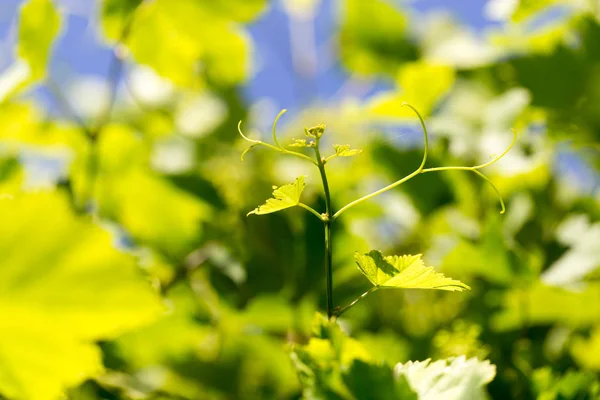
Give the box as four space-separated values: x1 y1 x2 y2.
125 0 253 86
333 144 362 157
201 0 268 22
491 282 600 331
354 250 470 291
0 191 163 400
305 123 326 138
247 176 305 216
532 367 600 399
101 0 142 41
289 138 314 148
369 62 456 118
91 124 211 257
571 325 600 371
340 0 417 76
512 0 563 22
18 0 61 81
394 356 496 400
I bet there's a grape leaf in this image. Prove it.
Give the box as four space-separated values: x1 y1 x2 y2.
340 0 418 76
491 282 600 331
333 144 362 157
369 62 455 118
354 250 470 291
247 176 305 216
532 367 600 399
512 0 563 22
571 325 600 371
18 0 61 81
343 360 417 400
90 124 211 258
125 0 254 86
101 0 143 41
394 356 496 400
0 191 163 400
200 0 267 22
289 138 314 148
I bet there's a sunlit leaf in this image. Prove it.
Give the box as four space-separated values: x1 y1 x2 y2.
247 176 305 216
333 144 362 157
18 0 61 81
201 0 267 22
394 356 496 400
369 62 455 118
290 313 398 400
354 250 470 291
441 216 514 285
532 367 600 399
492 282 600 331
0 191 163 400
125 0 254 86
512 0 564 22
101 0 143 41
115 284 218 369
340 0 418 76
289 138 313 148
94 125 211 257
571 325 600 371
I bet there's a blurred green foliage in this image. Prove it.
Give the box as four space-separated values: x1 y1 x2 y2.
1 0 600 399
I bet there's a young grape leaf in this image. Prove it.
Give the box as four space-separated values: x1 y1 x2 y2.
354 250 470 291
304 124 325 138
18 0 62 81
247 176 305 216
0 191 163 400
333 144 362 157
394 356 496 400
289 138 314 148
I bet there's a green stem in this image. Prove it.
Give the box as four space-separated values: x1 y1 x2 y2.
334 287 378 317
332 103 428 220
238 121 317 165
314 139 334 318
332 105 514 220
298 202 325 221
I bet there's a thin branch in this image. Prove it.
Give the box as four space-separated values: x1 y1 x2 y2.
46 78 91 136
334 287 378 317
332 103 428 220
237 119 318 165
298 202 325 221
333 104 515 220
94 9 138 133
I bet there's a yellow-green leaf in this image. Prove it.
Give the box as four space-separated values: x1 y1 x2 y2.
333 144 362 157
0 191 163 400
571 325 600 371
289 138 313 148
512 0 563 22
248 176 305 216
125 0 253 86
369 62 456 118
354 250 470 291
201 0 268 22
18 0 61 81
491 282 600 331
101 0 143 41
340 0 417 76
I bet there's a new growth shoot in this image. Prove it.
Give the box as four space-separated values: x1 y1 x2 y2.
238 103 516 319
